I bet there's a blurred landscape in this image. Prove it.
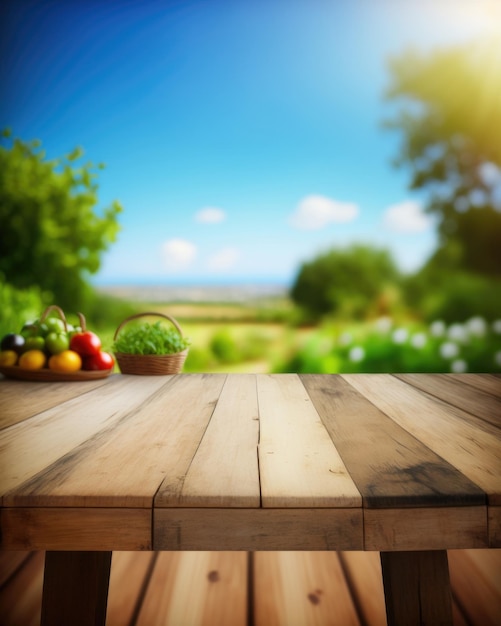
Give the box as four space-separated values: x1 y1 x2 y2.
1 2 500 376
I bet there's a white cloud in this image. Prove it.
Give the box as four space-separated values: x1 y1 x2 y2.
290 195 359 230
161 238 197 269
195 207 226 223
383 200 431 233
207 247 240 271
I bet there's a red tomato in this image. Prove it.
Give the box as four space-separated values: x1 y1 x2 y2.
70 331 102 356
83 351 114 371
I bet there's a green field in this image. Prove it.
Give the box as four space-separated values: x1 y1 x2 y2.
102 298 501 375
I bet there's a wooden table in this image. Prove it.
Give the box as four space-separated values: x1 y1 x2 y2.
1 373 500 625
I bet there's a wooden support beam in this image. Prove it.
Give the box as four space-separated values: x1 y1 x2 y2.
41 551 112 626
380 550 453 626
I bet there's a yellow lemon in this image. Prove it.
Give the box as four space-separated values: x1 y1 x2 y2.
0 350 18 367
49 350 82 373
19 349 46 370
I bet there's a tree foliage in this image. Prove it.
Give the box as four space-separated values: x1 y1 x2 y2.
384 38 501 278
290 245 400 321
0 130 122 310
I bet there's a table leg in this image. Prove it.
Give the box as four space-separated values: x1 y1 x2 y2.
41 551 112 626
380 550 453 626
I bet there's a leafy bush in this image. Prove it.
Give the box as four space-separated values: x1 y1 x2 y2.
209 328 240 364
113 321 190 355
0 277 50 337
275 316 501 374
290 244 400 321
404 269 501 323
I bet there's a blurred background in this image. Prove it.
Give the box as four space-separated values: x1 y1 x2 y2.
1 0 500 374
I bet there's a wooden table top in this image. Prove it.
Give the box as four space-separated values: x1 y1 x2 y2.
1 373 500 553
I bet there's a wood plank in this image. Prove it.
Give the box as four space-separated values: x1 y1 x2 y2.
3 374 226 508
449 549 501 626
489 506 501 547
396 373 501 431
0 378 112 430
0 550 44 626
380 550 453 626
0 507 151 550
302 375 485 508
0 551 31 588
156 374 260 507
365 506 488 551
445 373 501 399
254 551 360 626
342 374 501 505
154 508 363 551
136 552 248 626
41 551 112 626
0 374 169 503
257 374 361 508
338 552 387 626
106 552 157 626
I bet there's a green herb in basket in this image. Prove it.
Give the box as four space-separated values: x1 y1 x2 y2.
113 321 190 355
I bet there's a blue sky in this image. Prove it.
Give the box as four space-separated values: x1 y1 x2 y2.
2 0 500 286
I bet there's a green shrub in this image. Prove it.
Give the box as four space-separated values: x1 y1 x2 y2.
209 328 240 364
275 316 501 374
0 277 50 337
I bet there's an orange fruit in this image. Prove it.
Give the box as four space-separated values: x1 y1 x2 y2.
49 350 82 373
19 349 46 370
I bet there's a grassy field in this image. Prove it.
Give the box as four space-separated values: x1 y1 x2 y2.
99 296 501 375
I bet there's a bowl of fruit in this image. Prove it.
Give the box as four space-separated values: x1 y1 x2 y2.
0 305 115 381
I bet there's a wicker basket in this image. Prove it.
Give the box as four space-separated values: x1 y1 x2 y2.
113 312 189 375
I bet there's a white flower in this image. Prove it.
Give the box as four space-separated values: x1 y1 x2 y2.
448 323 467 343
349 346 365 362
375 316 392 333
430 320 446 337
466 316 487 337
411 333 427 349
392 328 408 344
493 320 501 334
451 359 467 373
495 351 501 367
440 342 459 359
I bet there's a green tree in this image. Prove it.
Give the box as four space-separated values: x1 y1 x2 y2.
0 130 122 310
290 244 400 321
384 38 501 278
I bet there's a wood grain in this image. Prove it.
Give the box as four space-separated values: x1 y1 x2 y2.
0 551 44 626
0 507 151 550
364 506 488 551
338 551 387 626
489 507 501 547
3 374 226 508
41 551 112 626
445 373 501 398
257 374 361 508
254 551 360 626
106 552 156 626
155 374 260 507
302 374 486 508
342 374 501 505
380 550 453 626
0 374 169 503
136 552 248 626
154 508 363 551
396 373 501 431
0 378 110 430
449 549 501 626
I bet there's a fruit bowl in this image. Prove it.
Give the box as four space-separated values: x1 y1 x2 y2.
0 305 115 382
0 364 113 382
